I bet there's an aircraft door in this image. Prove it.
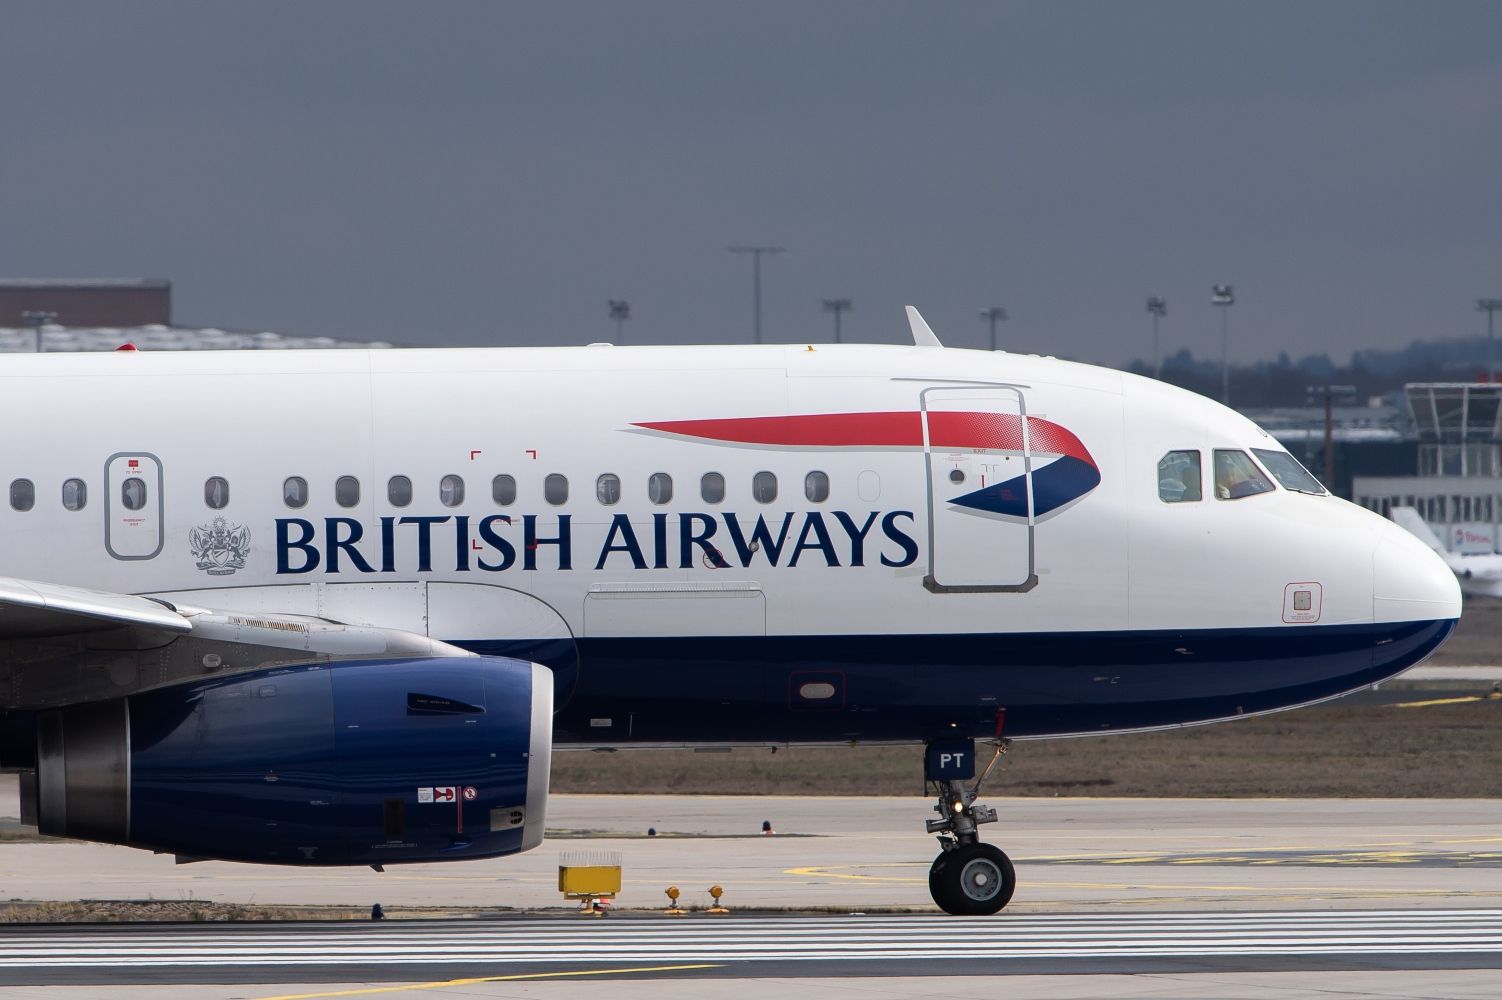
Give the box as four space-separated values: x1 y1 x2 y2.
105 452 164 560
921 386 1037 592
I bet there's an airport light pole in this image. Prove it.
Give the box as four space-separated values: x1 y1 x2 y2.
608 299 630 344
822 298 852 343
1307 384 1356 491
21 310 56 354
1146 296 1166 377
1479 298 1502 383
729 245 784 344
1211 284 1235 405
979 306 1007 352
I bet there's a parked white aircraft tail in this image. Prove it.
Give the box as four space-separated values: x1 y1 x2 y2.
1392 505 1502 598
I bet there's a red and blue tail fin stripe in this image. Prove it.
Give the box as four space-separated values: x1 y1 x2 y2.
632 411 1100 515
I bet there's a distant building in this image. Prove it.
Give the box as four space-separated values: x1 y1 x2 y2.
0 277 392 352
0 279 171 328
1405 382 1502 477
1353 383 1502 553
1241 399 1414 501
0 325 392 353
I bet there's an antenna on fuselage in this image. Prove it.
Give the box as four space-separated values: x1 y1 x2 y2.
905 306 943 348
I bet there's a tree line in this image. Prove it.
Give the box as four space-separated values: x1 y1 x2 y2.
1119 334 1500 407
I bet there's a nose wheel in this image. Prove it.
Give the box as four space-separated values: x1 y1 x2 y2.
929 842 1015 915
924 737 1014 915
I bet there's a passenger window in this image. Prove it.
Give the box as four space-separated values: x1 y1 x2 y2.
596 473 621 505
753 471 777 503
492 474 516 506
440 474 465 508
121 478 147 511
1252 448 1327 495
387 475 412 507
545 473 568 506
9 479 33 512
805 470 830 503
205 476 229 510
648 472 673 505
1157 451 1202 503
62 478 87 511
701 472 725 504
1213 450 1275 501
335 476 360 508
283 476 308 509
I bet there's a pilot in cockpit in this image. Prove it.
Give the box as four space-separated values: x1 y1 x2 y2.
1214 450 1273 500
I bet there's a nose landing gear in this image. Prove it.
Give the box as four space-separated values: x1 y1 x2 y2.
924 738 1015 915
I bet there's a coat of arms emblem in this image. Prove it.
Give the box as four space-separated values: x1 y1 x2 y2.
190 517 251 576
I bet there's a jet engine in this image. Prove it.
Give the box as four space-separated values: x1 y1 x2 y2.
28 656 551 865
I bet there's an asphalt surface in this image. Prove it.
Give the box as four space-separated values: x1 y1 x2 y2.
4 785 1502 912
0 908 1499 988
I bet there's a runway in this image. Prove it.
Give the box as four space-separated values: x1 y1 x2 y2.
4 784 1501 997
1 908 1499 987
9 796 1502 916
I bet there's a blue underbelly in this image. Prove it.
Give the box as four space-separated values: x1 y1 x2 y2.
468 619 1455 744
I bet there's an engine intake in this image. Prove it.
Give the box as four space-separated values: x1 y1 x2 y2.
31 656 552 865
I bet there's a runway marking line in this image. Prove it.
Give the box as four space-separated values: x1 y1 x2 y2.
784 863 923 883
786 863 1502 899
1394 695 1486 708
255 964 722 1000
787 844 1500 883
1039 884 1502 901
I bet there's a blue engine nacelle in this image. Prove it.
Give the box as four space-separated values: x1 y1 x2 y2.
31 656 551 865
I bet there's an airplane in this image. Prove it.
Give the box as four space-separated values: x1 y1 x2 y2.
1390 505 1502 598
0 308 1460 916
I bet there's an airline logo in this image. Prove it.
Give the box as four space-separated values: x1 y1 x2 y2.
189 517 252 576
633 411 1100 519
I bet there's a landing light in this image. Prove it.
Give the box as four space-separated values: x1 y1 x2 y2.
952 800 965 814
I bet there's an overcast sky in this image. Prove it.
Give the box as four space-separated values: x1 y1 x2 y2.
0 1 1498 363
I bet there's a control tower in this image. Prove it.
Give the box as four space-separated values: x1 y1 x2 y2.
1354 383 1502 553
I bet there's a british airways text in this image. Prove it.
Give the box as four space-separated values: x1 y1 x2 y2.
275 510 920 575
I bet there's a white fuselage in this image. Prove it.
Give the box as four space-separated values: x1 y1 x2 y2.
0 343 1460 743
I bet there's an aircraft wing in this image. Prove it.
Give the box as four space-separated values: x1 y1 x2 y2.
0 575 192 639
0 574 477 711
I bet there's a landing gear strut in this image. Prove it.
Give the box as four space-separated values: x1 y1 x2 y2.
924 738 1015 915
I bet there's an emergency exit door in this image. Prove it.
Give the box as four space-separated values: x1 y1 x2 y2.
921 386 1036 592
105 452 163 560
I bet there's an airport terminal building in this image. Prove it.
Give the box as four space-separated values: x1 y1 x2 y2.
1353 382 1502 554
0 278 391 353
0 325 392 353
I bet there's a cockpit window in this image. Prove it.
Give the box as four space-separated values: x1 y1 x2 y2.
1252 448 1327 495
1213 450 1275 500
1157 450 1202 503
